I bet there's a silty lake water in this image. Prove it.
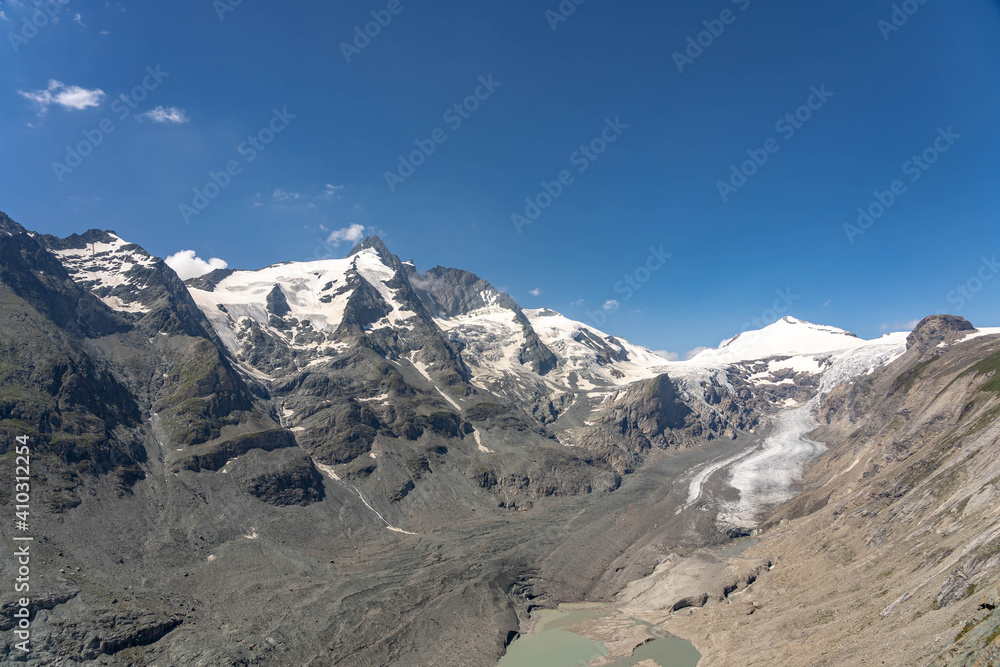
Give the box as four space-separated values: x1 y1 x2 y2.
497 604 701 667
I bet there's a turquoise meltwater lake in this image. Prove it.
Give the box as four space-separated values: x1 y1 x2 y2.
497 605 701 667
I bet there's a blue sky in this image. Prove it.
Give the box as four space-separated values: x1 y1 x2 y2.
2 0 999 357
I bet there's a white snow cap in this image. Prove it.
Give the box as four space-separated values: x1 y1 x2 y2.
688 316 901 364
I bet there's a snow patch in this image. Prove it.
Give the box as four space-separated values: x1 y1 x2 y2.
473 429 493 454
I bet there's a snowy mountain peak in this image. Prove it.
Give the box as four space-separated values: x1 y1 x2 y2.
689 316 870 365
42 229 161 314
348 235 400 270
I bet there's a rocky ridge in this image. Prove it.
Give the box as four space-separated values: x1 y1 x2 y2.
2 210 991 665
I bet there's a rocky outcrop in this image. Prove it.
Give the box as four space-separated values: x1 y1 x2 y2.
580 372 764 472
617 551 771 613
0 589 79 631
407 264 558 376
175 428 298 472
233 447 326 506
934 585 1000 666
907 314 976 354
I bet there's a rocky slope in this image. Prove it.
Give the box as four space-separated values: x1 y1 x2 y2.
4 209 991 666
663 316 1000 666
1 214 685 665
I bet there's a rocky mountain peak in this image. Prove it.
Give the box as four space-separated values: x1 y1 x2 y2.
42 228 123 251
348 235 399 269
906 314 975 351
0 210 26 235
410 266 516 318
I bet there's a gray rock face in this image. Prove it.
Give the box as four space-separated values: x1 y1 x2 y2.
906 314 975 352
406 264 558 376
265 284 292 318
0 210 27 234
183 267 235 291
582 374 697 472
233 448 326 506
933 585 1000 666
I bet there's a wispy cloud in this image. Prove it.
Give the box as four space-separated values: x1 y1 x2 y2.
273 188 303 202
322 184 343 200
165 250 228 280
529 288 542 297
326 223 366 246
18 80 105 114
72 12 84 26
138 105 189 124
603 299 619 310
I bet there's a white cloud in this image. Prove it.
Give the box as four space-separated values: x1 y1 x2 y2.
0 11 7 22
603 300 619 311
138 106 189 124
18 80 105 114
570 298 585 307
272 188 303 202
881 319 920 332
72 12 83 26
165 250 228 280
322 184 343 200
529 288 542 297
653 348 708 361
326 223 366 246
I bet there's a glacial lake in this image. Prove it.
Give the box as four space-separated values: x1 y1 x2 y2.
497 604 701 667
720 536 760 559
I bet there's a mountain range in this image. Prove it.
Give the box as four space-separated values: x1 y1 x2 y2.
1 210 999 666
